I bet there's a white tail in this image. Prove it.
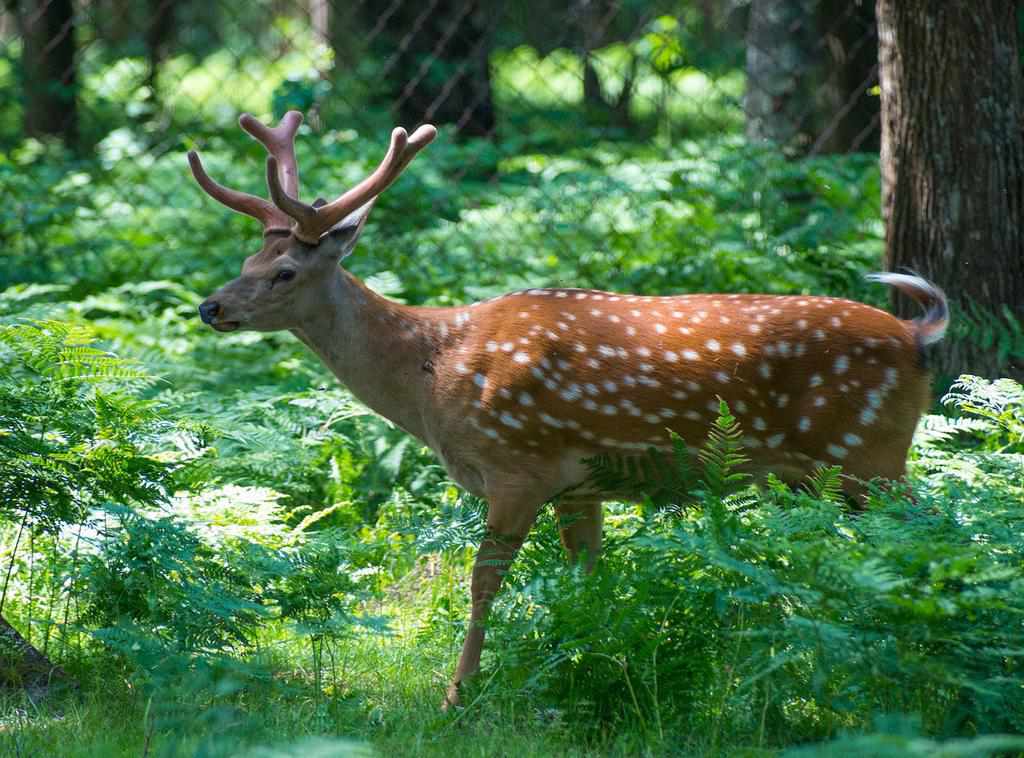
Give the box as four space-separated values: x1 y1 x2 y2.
188 116 949 708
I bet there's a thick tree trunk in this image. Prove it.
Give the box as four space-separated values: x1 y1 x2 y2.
0 613 73 700
877 0 1024 381
745 0 818 152
19 0 78 145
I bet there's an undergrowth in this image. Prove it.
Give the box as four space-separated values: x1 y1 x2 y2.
1 120 1022 755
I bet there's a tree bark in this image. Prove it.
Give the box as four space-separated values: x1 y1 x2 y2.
877 0 1024 381
18 0 79 146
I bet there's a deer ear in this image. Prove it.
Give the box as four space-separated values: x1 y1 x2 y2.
317 199 375 260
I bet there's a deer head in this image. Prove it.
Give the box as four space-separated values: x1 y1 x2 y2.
188 111 436 332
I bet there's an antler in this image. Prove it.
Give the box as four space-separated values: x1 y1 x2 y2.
239 110 303 200
187 110 305 236
266 124 437 244
188 112 436 244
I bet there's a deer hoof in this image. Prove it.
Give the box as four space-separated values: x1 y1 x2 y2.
442 681 462 711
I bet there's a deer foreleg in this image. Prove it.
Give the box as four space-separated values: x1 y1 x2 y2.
445 496 540 709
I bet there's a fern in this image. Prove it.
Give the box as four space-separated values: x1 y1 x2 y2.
802 465 844 504
698 398 750 499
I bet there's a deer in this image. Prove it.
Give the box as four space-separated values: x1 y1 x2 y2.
188 111 949 708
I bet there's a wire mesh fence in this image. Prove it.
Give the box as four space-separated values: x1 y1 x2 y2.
0 1 885 673
1 1 881 294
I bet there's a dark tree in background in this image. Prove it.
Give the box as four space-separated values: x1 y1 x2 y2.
353 0 497 138
745 0 818 151
11 0 78 145
144 0 176 106
877 0 1024 380
745 0 878 154
814 0 878 153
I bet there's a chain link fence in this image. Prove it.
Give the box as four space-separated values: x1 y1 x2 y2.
0 0 882 681
1 1 881 290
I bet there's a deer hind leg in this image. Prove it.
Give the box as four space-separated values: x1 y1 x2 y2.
553 497 604 572
445 491 543 709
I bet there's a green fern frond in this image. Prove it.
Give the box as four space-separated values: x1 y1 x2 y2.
698 398 750 499
802 464 844 503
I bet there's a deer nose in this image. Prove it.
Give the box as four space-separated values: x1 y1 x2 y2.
198 300 220 324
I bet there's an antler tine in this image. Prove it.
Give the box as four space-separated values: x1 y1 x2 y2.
187 150 293 234
265 125 436 244
239 110 304 200
307 126 410 234
393 124 439 177
266 155 319 242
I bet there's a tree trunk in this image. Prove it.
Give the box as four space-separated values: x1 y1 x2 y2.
877 0 1024 381
745 0 818 152
354 0 496 138
812 0 879 154
0 613 73 700
18 0 79 145
144 0 176 106
578 0 637 130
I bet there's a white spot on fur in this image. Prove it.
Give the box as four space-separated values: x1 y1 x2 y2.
560 385 582 402
833 355 850 374
499 412 523 429
826 444 847 459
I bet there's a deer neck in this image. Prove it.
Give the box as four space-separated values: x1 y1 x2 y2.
291 268 436 441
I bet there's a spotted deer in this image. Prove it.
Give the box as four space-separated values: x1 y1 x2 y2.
189 112 949 707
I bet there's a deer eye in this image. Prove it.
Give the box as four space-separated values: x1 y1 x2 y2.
274 269 296 283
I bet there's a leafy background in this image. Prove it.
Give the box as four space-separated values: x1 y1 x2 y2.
1 6 1023 758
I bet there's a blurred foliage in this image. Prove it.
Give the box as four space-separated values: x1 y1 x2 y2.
1 10 1022 756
